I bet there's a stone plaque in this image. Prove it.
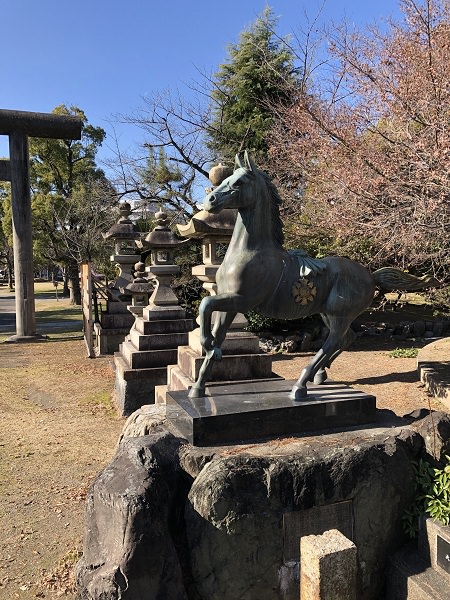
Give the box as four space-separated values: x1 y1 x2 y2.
283 500 353 562
437 534 450 575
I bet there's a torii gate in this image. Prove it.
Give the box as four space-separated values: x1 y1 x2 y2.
0 109 82 340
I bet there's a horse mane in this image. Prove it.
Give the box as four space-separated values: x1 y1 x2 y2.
260 170 285 247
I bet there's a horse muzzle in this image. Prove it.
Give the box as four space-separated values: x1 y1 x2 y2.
203 190 237 212
203 192 222 213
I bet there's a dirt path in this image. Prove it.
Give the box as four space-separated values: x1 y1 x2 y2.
271 336 443 417
0 339 123 600
0 334 445 599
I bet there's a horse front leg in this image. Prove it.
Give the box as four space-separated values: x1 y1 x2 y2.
189 293 241 398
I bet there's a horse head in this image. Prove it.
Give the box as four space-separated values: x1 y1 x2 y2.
203 150 258 213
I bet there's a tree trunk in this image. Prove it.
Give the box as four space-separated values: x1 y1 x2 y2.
67 260 81 305
62 268 69 297
6 252 14 291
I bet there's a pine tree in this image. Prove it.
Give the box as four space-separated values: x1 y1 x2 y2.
207 7 300 166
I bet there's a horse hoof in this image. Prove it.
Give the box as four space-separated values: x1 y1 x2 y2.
313 370 328 385
188 386 205 399
289 385 308 401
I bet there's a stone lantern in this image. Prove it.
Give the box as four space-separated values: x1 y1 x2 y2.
122 261 153 318
140 208 186 311
102 202 141 291
113 208 193 415
177 208 236 299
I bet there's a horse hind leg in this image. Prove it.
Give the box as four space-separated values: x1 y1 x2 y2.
289 317 352 401
313 325 357 384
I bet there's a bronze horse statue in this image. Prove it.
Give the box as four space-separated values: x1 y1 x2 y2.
189 151 437 400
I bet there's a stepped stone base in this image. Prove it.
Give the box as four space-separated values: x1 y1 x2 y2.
386 545 450 599
386 517 450 598
113 310 192 416
155 339 277 404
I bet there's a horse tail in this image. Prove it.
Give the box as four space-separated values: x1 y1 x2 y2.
371 267 440 292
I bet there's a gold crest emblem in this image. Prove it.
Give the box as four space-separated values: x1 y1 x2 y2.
292 277 317 305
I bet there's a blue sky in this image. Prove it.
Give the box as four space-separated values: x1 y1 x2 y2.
1 0 402 168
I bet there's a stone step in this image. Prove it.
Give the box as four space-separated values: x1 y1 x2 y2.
120 341 178 370
114 353 169 414
106 301 132 314
386 545 450 599
100 313 134 329
176 345 273 382
142 305 186 321
188 328 260 355
134 316 193 335
166 364 195 392
129 327 189 351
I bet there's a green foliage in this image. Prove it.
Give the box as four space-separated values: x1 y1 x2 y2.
245 311 278 333
30 105 106 198
389 347 419 358
428 285 450 317
403 456 450 538
131 146 197 220
173 240 205 317
208 7 300 164
29 105 115 267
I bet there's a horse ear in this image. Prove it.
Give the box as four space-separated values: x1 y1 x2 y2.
244 150 257 173
234 153 244 171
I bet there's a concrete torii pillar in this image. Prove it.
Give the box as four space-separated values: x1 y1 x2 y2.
0 109 82 340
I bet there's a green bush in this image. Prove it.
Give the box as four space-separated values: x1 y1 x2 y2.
245 311 278 333
389 347 419 358
403 455 450 538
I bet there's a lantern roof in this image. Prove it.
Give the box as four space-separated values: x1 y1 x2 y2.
142 209 186 248
103 202 141 241
177 208 237 239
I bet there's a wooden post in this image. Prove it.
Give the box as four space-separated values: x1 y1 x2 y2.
9 131 35 337
0 108 82 340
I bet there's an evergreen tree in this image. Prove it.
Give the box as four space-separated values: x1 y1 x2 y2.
207 7 300 165
30 105 116 304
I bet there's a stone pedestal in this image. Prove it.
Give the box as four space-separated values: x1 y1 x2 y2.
94 299 135 355
166 379 376 446
300 529 357 600
77 408 450 600
114 305 192 415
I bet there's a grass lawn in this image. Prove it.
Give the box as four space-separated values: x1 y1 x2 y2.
0 281 84 343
